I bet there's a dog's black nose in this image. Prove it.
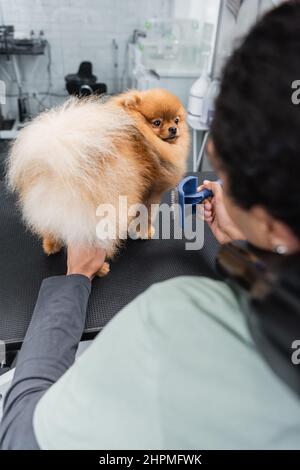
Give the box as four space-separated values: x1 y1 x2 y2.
169 127 177 135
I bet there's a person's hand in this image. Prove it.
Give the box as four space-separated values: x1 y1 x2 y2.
67 244 106 280
199 180 246 245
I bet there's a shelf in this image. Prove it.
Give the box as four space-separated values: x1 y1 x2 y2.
0 40 47 56
0 121 25 140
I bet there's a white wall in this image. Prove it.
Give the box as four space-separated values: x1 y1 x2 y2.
173 0 219 23
0 0 173 118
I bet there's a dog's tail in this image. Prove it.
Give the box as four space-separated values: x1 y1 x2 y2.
7 96 135 191
6 96 136 245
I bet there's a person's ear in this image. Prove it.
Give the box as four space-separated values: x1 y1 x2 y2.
251 206 299 253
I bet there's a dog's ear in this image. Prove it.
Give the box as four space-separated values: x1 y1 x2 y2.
179 106 187 120
120 91 142 110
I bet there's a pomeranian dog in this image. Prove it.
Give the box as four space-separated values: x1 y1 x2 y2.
7 88 190 276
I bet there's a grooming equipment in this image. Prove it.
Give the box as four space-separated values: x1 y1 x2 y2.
175 176 213 228
65 61 107 97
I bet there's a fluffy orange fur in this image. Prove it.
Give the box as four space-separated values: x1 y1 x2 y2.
7 88 190 276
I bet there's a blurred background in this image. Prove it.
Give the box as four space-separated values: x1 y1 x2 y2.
0 0 279 169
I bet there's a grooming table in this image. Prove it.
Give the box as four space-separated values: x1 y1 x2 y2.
0 172 220 364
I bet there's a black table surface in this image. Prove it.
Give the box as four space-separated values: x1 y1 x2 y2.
0 171 220 352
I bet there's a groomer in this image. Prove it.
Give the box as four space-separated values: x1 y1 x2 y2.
1 1 300 449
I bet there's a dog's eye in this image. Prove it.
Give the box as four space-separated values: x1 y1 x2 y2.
174 117 180 125
152 120 161 127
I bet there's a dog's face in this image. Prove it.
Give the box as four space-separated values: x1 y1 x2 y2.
121 89 186 143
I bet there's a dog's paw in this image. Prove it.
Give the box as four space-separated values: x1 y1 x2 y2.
43 237 62 256
147 225 155 239
96 262 110 277
133 225 155 240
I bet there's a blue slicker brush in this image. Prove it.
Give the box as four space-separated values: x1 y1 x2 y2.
176 176 214 228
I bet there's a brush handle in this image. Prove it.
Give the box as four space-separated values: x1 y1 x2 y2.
184 187 213 205
177 176 220 227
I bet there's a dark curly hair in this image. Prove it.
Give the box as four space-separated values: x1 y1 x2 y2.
211 0 300 237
